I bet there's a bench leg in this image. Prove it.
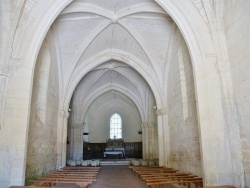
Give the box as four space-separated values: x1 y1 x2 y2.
194 182 203 188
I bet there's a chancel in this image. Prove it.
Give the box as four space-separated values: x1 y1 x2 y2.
104 138 125 158
0 0 250 188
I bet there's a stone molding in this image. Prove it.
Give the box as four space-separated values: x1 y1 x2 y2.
0 73 9 129
0 65 11 77
141 122 155 128
155 108 168 115
147 122 154 127
0 58 21 77
141 122 147 128
70 123 84 129
58 110 70 118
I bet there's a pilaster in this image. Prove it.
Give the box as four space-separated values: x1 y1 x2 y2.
155 108 169 166
70 123 84 160
141 122 147 159
147 122 155 160
56 110 70 169
0 67 9 129
141 122 156 160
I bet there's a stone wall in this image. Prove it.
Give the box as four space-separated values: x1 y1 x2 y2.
25 30 59 181
167 28 201 176
87 100 142 143
224 0 250 185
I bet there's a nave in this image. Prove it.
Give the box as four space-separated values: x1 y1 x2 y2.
10 165 236 188
89 165 148 188
1 1 250 187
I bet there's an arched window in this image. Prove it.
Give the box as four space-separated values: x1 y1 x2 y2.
110 113 122 139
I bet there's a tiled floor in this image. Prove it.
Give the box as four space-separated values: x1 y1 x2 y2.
89 165 148 188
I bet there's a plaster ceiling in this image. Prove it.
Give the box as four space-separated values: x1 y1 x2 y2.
51 0 175 123
70 61 154 123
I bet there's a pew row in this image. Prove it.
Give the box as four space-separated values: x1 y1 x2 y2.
129 166 203 188
10 167 101 188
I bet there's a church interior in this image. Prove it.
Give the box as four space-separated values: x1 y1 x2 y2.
0 0 250 187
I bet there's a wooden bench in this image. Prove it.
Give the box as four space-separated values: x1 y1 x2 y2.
35 179 94 188
27 166 100 187
129 165 203 188
142 173 202 188
60 168 100 172
203 186 235 188
147 179 203 188
54 171 99 174
63 167 100 170
133 169 179 177
140 174 198 180
129 166 177 176
38 177 96 181
43 173 97 177
10 187 45 188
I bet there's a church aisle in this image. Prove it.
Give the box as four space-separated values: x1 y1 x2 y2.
89 165 148 188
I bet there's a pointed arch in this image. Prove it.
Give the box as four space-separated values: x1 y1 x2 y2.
110 113 122 139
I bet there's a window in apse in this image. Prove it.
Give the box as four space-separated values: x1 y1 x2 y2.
110 113 122 139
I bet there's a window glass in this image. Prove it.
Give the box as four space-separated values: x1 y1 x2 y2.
110 113 122 139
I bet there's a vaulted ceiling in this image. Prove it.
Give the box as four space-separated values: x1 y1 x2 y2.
50 0 176 123
70 61 155 123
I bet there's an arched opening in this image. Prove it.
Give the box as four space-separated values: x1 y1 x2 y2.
24 0 200 182
110 113 122 139
66 61 157 161
1 0 244 187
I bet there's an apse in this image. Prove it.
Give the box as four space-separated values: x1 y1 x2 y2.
67 61 158 161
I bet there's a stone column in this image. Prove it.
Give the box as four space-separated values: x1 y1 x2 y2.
142 122 156 160
57 110 69 169
147 122 154 160
156 108 169 166
152 122 159 159
144 123 150 159
70 123 84 160
0 71 9 129
141 122 147 159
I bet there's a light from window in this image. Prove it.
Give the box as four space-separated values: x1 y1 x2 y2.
110 113 122 139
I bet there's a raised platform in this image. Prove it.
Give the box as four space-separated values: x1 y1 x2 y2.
100 159 131 166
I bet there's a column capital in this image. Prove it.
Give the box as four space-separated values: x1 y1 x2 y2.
0 58 21 77
0 65 11 77
147 122 155 127
70 123 84 129
155 108 168 115
141 122 155 128
58 110 70 118
141 122 147 128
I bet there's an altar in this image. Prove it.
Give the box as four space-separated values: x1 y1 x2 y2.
104 138 125 158
104 147 125 158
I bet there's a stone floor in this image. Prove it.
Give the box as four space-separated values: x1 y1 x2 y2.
89 165 148 188
53 165 180 188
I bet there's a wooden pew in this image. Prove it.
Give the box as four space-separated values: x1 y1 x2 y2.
132 169 179 177
29 166 100 187
129 165 203 188
54 171 99 174
38 177 96 181
129 166 177 176
35 179 94 188
43 173 97 177
140 173 198 180
146 179 203 188
63 166 100 169
142 173 202 188
10 187 45 188
203 186 235 188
